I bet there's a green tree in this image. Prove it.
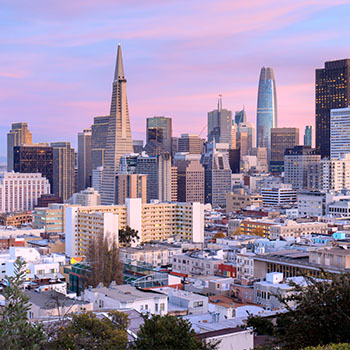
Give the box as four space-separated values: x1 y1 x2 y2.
303 345 350 350
119 226 139 246
86 235 123 288
47 311 129 350
247 272 350 350
134 314 220 350
0 258 46 350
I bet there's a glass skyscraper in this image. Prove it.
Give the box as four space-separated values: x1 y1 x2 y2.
304 125 312 147
256 67 277 158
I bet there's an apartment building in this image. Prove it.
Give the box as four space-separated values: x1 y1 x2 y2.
269 221 328 239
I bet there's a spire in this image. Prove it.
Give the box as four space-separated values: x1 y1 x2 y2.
114 44 125 81
218 94 222 112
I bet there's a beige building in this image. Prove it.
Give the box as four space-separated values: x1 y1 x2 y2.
115 174 147 204
33 204 65 233
309 247 350 269
174 155 204 203
178 134 202 154
65 199 204 257
69 187 101 206
7 122 32 171
269 221 328 239
225 190 262 212
171 166 178 202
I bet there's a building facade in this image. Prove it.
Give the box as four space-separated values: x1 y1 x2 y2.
316 59 350 158
91 116 109 171
304 125 312 147
330 107 350 159
77 128 92 191
178 134 202 154
100 45 134 204
146 116 172 153
0 172 50 213
115 174 147 204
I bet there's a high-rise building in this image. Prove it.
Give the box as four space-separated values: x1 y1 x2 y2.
0 172 50 213
270 128 299 173
13 144 53 191
171 166 178 202
237 122 255 157
51 142 75 201
171 137 179 158
91 116 109 171
178 134 202 154
77 128 92 191
304 125 312 147
235 108 247 125
284 146 320 189
69 187 101 206
316 59 350 158
256 67 277 159
133 140 144 154
115 174 147 204
201 150 232 208
135 153 171 202
146 116 172 153
92 166 103 193
208 97 232 146
174 154 204 203
330 107 350 159
100 45 133 205
7 123 32 171
228 149 240 174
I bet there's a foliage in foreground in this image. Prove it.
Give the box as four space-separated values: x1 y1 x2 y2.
247 272 350 350
0 258 46 350
303 344 350 350
134 314 219 350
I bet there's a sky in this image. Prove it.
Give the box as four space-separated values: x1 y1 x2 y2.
1 0 350 159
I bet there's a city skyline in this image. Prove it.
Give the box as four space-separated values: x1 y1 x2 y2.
1 1 350 158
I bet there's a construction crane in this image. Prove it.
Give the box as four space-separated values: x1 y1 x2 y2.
198 124 207 138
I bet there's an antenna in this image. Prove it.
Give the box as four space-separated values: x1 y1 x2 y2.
218 94 223 111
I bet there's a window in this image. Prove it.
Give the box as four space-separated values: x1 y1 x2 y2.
160 303 165 312
193 301 203 308
155 303 158 312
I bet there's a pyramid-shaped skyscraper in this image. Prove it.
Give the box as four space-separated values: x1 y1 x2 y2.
100 45 133 204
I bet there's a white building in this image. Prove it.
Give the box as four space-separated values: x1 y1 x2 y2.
236 249 255 278
327 200 350 218
297 190 331 217
331 107 350 160
68 187 101 206
0 172 50 213
83 283 168 315
261 184 297 207
269 221 328 240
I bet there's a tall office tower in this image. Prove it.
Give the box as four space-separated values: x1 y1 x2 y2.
100 45 133 205
231 122 237 149
228 149 240 173
91 116 109 171
304 125 312 147
284 146 320 189
51 142 75 201
92 166 103 192
0 173 50 213
238 123 255 151
208 96 232 146
174 154 204 203
201 150 231 208
171 166 178 202
331 107 350 159
7 122 32 171
115 174 147 204
135 152 171 202
178 134 202 154
235 108 247 125
146 116 172 153
133 140 144 154
13 144 53 191
316 59 350 158
270 128 299 173
77 128 92 191
256 67 277 160
171 137 179 158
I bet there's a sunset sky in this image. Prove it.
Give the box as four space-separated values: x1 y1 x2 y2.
1 0 350 158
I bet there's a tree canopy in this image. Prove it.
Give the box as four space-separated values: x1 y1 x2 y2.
134 314 219 350
247 272 350 350
119 226 139 246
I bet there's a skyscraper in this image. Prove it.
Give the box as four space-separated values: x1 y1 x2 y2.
146 116 172 153
91 116 109 171
100 45 133 205
13 144 53 192
256 67 277 159
178 134 202 154
316 59 350 158
304 125 312 147
7 122 32 171
77 128 92 191
51 142 75 201
234 108 246 125
330 107 350 159
208 96 232 146
270 128 299 173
